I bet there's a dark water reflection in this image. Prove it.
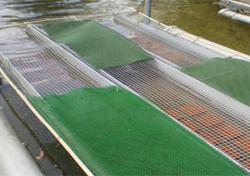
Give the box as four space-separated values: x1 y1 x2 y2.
0 0 142 26
0 0 95 25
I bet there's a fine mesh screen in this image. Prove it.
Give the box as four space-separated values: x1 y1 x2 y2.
0 23 247 175
98 16 250 171
36 18 250 172
104 60 250 170
0 27 90 174
42 20 151 69
101 18 204 67
28 86 246 176
0 27 104 96
183 58 250 106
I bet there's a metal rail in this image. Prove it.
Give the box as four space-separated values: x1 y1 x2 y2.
104 60 250 172
0 26 116 175
219 0 250 12
29 22 249 173
0 53 40 96
219 8 250 24
0 26 113 96
1 15 250 173
100 18 204 67
28 18 250 172
115 12 250 62
97 17 250 171
0 67 94 176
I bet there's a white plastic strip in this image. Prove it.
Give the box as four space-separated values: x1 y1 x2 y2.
219 8 250 24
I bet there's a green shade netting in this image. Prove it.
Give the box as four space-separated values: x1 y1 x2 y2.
182 58 250 106
42 20 151 69
28 86 246 175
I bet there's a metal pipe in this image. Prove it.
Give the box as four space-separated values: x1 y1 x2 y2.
0 75 2 85
144 0 151 24
219 0 250 12
219 8 250 24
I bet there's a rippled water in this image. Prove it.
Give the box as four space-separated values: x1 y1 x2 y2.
0 0 249 54
0 1 85 25
0 0 141 26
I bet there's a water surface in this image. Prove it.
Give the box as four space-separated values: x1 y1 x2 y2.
0 0 249 55
141 0 250 55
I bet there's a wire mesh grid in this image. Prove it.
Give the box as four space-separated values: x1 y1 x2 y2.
131 33 203 67
29 18 250 171
0 18 249 172
99 16 250 170
0 27 88 175
116 11 175 34
0 27 103 96
104 59 250 171
100 17 204 68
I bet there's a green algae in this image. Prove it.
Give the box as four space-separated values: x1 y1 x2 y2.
42 20 151 69
183 58 250 106
29 86 246 175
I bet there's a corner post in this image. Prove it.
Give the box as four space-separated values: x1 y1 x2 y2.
144 0 151 24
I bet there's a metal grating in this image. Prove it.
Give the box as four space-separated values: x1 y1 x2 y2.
0 26 113 175
104 59 250 170
0 27 103 96
100 19 204 67
1 19 249 172
0 27 92 175
131 33 203 67
27 19 250 171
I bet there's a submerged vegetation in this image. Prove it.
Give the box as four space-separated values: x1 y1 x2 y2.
140 0 250 55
